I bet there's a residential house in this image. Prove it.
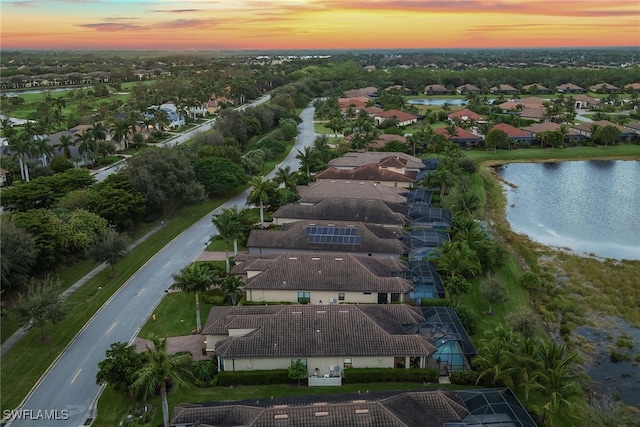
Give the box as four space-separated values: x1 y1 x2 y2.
296 180 407 204
338 96 370 113
624 121 640 136
231 253 412 304
447 108 483 123
572 120 635 139
272 198 410 228
518 107 548 122
317 156 419 188
344 87 378 98
434 126 483 147
328 152 424 172
521 122 582 142
521 83 552 94
0 167 9 187
456 84 481 94
497 96 545 112
202 304 438 374
171 388 537 427
366 133 408 150
624 83 640 92
489 84 518 95
374 109 418 127
589 83 619 94
424 84 449 95
489 123 536 145
572 94 601 110
246 220 409 258
556 83 585 93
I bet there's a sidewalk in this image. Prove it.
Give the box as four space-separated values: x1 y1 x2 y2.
0 223 168 357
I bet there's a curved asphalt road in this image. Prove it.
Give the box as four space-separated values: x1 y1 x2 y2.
6 102 316 426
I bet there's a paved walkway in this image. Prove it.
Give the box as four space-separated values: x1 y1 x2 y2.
0 223 169 357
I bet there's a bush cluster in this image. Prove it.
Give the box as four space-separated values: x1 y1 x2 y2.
216 369 291 386
449 370 479 385
342 368 438 384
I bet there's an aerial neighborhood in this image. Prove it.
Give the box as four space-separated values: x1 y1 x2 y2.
1 48 639 427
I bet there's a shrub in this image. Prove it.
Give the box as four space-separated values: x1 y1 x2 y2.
191 358 218 387
203 288 226 305
454 305 477 336
458 158 477 174
506 308 540 338
216 369 291 386
519 271 542 290
342 368 438 384
449 370 479 385
420 298 451 307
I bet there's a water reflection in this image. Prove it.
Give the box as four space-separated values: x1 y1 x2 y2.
497 160 640 260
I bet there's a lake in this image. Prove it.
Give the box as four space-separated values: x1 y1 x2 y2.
496 160 640 261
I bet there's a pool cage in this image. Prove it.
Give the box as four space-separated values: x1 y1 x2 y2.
444 388 538 427
404 306 477 371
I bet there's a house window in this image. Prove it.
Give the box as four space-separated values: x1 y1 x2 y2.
338 292 345 301
343 358 352 368
410 357 421 369
363 292 371 295
291 358 307 367
297 292 310 304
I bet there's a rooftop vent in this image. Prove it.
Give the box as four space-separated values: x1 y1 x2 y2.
355 409 369 415
274 405 288 409
314 412 329 417
313 402 328 406
352 400 366 404
274 414 289 420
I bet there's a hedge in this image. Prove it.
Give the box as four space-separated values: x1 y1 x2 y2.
216 369 292 386
449 370 479 385
342 368 439 384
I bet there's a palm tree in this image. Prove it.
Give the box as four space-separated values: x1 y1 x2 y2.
111 120 130 151
444 123 459 139
32 136 53 168
50 96 66 113
327 115 346 138
295 146 317 176
132 334 192 427
75 131 96 166
212 206 251 255
473 338 516 388
90 122 108 144
515 335 543 406
55 134 75 160
434 240 481 280
273 165 298 191
7 130 33 182
170 263 217 332
449 187 481 217
247 175 275 224
423 166 455 199
155 109 170 133
313 135 333 164
220 275 243 306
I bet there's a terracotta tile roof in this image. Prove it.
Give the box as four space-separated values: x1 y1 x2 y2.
338 97 369 110
296 180 407 204
171 390 468 427
522 83 551 92
573 94 600 105
272 198 409 226
206 304 437 359
490 123 532 138
365 106 384 115
456 83 481 93
519 107 547 120
233 253 412 293
498 96 545 110
624 83 640 90
424 84 448 93
316 163 417 183
589 83 619 92
447 108 483 121
556 83 584 91
328 152 424 170
490 84 517 93
246 220 409 256
344 87 378 98
367 133 408 149
521 122 581 136
376 109 418 122
434 127 482 141
572 120 630 134
624 121 640 132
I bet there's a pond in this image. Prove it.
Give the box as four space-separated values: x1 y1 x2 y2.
496 160 640 261
408 99 468 107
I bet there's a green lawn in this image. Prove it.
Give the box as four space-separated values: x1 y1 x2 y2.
138 291 214 338
463 144 640 163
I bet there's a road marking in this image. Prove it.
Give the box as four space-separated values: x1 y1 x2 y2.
71 368 82 384
107 322 117 334
163 261 170 268
136 288 145 297
187 239 194 245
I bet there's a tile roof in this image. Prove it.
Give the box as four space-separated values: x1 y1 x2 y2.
456 83 481 93
315 163 417 183
171 390 468 427
367 133 408 150
522 83 551 92
573 94 601 105
521 122 581 136
328 152 424 170
296 180 407 204
272 198 410 226
232 253 412 293
434 127 482 141
624 121 640 132
556 83 584 91
490 84 517 93
208 304 437 359
572 120 630 134
424 84 448 93
497 96 545 110
344 87 378 98
338 97 369 110
624 83 640 90
518 107 547 120
490 123 533 139
375 109 418 122
589 83 619 91
246 220 409 256
447 108 483 121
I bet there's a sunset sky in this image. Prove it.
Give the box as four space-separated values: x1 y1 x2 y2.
1 0 639 50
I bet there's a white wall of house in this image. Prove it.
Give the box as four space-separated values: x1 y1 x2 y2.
219 355 401 373
245 289 384 304
204 334 228 351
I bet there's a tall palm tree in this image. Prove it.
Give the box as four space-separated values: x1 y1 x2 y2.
273 166 298 191
155 109 170 133
312 135 333 164
50 96 66 113
75 131 96 166
132 334 192 427
7 130 34 181
473 338 516 388
247 175 275 224
434 240 481 280
90 122 108 144
32 136 53 168
220 275 243 306
170 263 217 332
55 134 75 160
111 120 130 151
444 123 459 139
295 146 317 177
449 187 481 217
515 335 543 405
